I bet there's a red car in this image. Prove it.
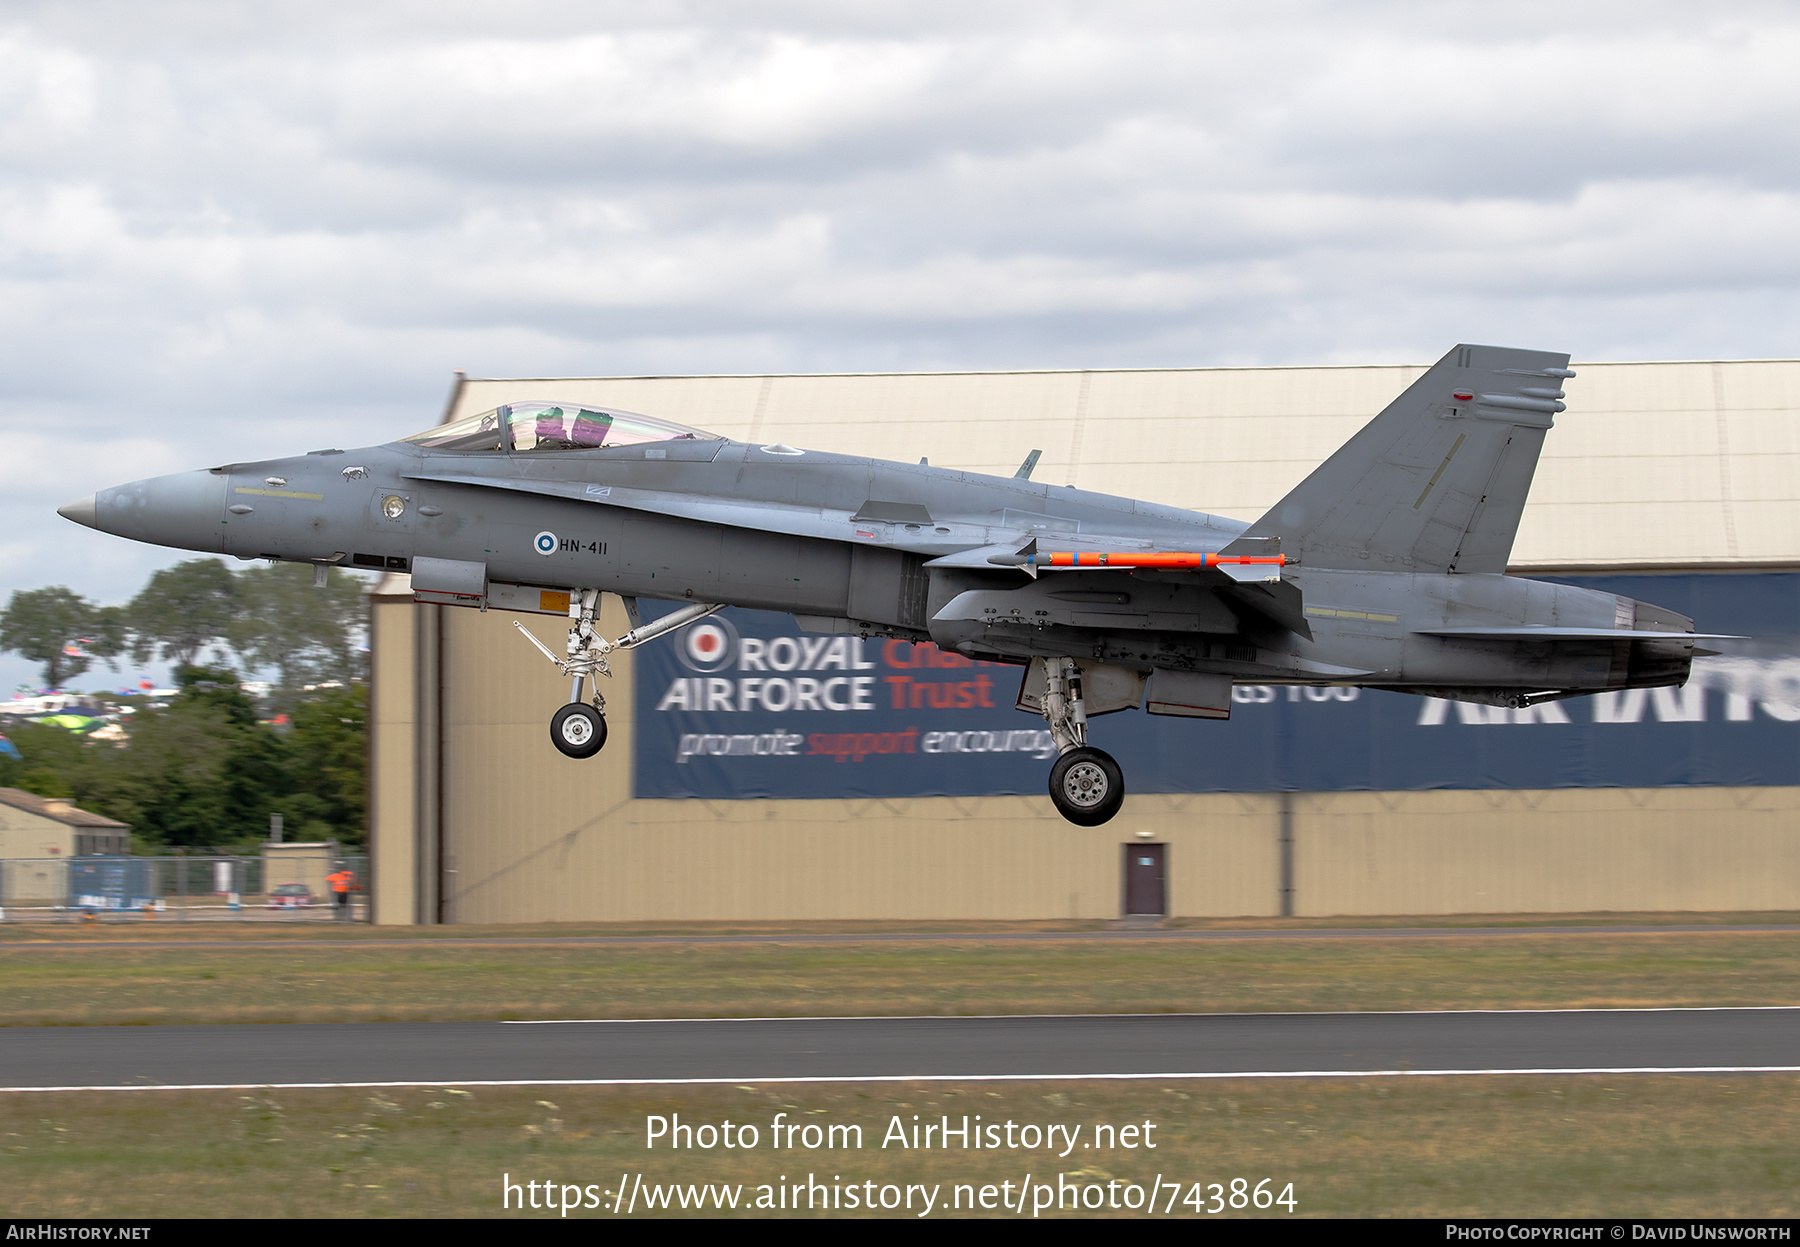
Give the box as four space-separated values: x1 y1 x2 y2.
266 884 315 909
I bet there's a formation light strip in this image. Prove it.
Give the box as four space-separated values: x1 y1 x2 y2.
1306 607 1401 623
233 486 324 501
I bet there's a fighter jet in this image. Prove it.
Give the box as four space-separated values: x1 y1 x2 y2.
57 345 1725 826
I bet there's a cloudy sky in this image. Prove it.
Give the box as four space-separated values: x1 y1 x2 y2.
3 0 1799 691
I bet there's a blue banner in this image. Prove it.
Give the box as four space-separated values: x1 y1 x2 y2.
68 858 155 910
631 573 1800 798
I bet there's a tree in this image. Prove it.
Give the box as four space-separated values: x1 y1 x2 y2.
0 564 374 850
88 605 131 668
286 683 367 845
0 718 82 798
228 564 366 691
83 666 291 848
0 587 98 687
129 559 238 670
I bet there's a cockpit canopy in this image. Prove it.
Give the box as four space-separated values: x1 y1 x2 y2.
401 402 721 454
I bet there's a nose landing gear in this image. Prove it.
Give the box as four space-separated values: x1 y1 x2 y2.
514 592 724 759
1036 657 1127 826
550 701 607 759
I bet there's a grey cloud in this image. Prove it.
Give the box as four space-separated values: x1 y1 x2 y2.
4 0 1800 660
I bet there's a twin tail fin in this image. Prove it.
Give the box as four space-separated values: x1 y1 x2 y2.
1233 344 1572 574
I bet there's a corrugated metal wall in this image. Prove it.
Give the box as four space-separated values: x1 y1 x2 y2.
369 359 1800 924
445 358 1800 568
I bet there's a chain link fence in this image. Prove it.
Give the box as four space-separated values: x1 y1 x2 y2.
0 853 369 922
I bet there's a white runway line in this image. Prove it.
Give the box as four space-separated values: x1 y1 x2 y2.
10 1066 1800 1093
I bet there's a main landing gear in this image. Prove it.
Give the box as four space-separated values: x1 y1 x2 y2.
514 592 724 759
1038 657 1126 826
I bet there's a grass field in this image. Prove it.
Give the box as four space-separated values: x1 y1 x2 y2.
6 910 1796 940
4 1076 1796 1218
1 920 1798 1024
5 916 1796 1218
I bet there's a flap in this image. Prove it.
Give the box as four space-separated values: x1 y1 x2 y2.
1222 579 1313 641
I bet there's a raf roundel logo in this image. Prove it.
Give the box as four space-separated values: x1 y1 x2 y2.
677 617 738 674
533 531 557 556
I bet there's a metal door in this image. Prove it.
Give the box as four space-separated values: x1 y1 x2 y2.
1123 843 1166 915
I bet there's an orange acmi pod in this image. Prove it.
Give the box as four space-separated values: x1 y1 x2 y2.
1029 552 1289 569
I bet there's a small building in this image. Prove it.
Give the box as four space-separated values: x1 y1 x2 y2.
0 788 132 904
261 841 338 898
0 788 130 858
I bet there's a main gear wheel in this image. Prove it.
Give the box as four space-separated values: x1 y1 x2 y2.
1048 746 1125 826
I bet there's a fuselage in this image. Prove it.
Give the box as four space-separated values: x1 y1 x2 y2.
62 425 1695 695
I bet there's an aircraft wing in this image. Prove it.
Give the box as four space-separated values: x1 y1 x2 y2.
401 469 987 553
406 469 1311 638
405 468 1265 572
928 537 1312 640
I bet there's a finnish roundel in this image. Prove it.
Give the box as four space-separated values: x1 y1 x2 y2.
533 531 557 556
677 617 738 673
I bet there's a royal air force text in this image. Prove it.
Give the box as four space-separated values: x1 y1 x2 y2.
656 638 1005 715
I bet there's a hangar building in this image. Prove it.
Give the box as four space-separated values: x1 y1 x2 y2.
368 359 1800 924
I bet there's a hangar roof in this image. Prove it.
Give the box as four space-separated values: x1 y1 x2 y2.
446 359 1800 570
0 787 128 829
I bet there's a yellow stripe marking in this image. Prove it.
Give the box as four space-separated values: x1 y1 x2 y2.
1413 433 1466 510
233 487 324 501
1305 607 1401 623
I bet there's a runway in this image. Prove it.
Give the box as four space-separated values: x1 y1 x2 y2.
3 923 1796 950
5 1008 1799 1090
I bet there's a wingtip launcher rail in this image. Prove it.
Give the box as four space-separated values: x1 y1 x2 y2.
987 551 1294 570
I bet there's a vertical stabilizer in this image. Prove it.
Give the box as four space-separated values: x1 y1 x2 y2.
1231 344 1572 573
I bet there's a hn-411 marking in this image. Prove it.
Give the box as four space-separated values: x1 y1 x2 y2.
59 345 1731 825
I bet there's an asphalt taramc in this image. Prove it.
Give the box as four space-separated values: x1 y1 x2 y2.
635 572 1800 800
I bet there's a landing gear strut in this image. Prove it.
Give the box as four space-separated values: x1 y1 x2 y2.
1038 657 1126 826
514 593 724 759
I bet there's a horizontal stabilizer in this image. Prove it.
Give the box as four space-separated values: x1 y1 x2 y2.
1223 579 1311 640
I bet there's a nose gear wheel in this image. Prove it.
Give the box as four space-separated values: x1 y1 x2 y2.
515 593 722 761
550 702 607 758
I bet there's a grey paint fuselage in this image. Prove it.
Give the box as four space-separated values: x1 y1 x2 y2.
81 432 1677 692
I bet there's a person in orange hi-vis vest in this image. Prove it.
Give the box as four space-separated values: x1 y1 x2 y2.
326 868 358 921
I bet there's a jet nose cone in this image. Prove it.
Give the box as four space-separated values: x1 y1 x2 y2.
62 470 226 553
57 494 98 529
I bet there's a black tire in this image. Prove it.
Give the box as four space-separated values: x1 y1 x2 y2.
550 703 607 758
1048 746 1125 826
